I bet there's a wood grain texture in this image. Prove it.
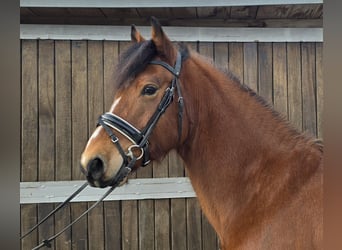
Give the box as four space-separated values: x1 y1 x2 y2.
71 40 88 180
104 201 122 250
169 151 186 250
21 39 38 250
315 43 323 139
273 42 288 118
71 40 88 249
38 40 55 249
122 200 139 250
301 42 317 136
228 42 244 83
258 42 273 104
214 42 229 71
243 42 258 91
137 142 154 249
153 156 171 250
287 42 303 131
103 41 118 110
55 40 72 250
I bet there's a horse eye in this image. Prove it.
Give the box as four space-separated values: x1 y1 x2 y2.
142 85 158 96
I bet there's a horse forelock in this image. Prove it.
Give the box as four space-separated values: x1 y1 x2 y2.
115 40 158 89
115 41 190 90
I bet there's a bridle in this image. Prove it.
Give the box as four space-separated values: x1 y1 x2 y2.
21 51 184 249
97 50 184 187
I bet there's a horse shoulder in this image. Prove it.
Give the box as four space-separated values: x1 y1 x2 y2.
221 161 323 250
257 165 323 250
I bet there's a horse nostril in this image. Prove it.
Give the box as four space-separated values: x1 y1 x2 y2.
87 157 104 180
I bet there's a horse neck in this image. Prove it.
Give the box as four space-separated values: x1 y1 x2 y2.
177 52 322 236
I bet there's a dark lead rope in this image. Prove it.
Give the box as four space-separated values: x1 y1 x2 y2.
28 155 138 250
20 181 89 240
31 184 117 250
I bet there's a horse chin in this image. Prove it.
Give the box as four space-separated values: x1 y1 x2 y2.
87 175 128 188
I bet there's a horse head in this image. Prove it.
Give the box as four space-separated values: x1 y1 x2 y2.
80 18 189 188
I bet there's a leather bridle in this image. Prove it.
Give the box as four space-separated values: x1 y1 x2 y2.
21 51 184 249
97 50 184 187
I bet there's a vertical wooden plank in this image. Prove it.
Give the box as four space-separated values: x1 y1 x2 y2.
153 157 170 250
87 40 105 250
71 40 88 250
138 197 155 250
199 42 218 250
119 41 139 250
121 199 138 250
21 39 38 250
71 41 89 180
186 42 203 250
104 200 122 250
301 43 317 136
228 43 244 84
186 197 202 250
55 40 72 250
137 168 155 250
199 42 214 62
273 43 288 118
169 150 186 250
316 43 323 139
55 40 72 180
103 41 122 250
287 43 303 132
38 39 55 249
88 40 104 132
38 40 55 180
258 43 273 104
104 41 118 110
243 42 258 91
214 43 228 71
88 204 105 250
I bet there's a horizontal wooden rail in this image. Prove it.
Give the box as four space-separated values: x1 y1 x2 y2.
20 24 323 42
20 177 196 204
20 0 323 8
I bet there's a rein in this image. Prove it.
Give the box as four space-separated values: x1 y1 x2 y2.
21 51 184 249
20 181 118 250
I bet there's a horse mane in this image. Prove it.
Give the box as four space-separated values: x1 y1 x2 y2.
231 72 324 152
115 40 189 89
192 52 324 152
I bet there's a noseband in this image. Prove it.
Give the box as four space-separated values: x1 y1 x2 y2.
97 51 184 186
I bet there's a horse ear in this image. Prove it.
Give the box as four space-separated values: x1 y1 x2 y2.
150 17 176 61
131 25 145 43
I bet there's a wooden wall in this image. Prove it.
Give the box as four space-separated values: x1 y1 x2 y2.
20 39 323 250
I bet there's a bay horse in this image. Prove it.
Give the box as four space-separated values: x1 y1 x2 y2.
80 18 323 249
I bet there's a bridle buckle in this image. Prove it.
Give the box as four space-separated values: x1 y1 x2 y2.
127 144 144 161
